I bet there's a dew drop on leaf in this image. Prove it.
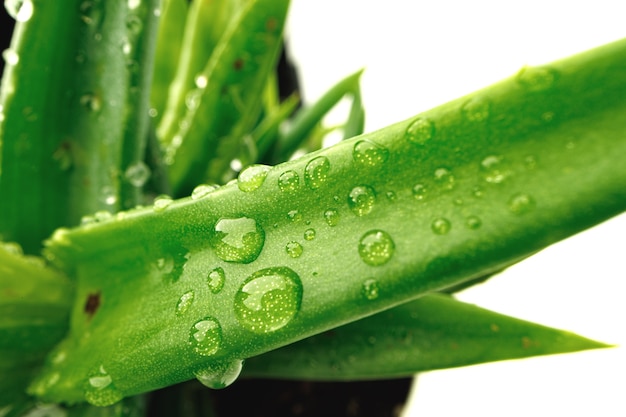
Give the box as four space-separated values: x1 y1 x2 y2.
303 228 316 241
234 267 303 333
405 117 434 145
323 209 339 227
195 359 244 390
185 89 202 111
412 183 427 201
358 230 395 266
287 209 302 223
362 279 380 300
153 195 173 212
508 193 535 215
211 217 265 263
4 0 33 22
304 156 330 189
207 267 225 294
194 74 208 88
2 48 18 66
465 216 482 230
175 290 195 316
237 164 271 192
80 93 102 112
481 155 509 184
124 161 151 187
155 255 174 274
434 168 455 191
353 140 389 167
431 218 451 235
189 317 223 356
461 97 490 122
516 66 557 91
85 366 123 407
348 185 376 216
191 184 218 200
278 170 300 192
126 14 142 35
286 241 303 258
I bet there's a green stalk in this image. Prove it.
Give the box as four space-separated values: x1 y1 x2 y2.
33 38 626 405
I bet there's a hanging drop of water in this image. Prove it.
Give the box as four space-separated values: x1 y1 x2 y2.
195 359 244 389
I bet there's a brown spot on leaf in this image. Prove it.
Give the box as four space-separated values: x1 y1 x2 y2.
233 58 244 71
84 292 101 318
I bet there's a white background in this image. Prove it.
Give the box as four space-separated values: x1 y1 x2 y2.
286 1 625 416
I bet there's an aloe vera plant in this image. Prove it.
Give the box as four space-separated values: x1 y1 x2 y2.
1 1 625 416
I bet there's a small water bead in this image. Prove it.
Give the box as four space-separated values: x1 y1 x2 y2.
207 267 225 294
194 74 208 89
412 184 427 201
286 241 303 258
155 255 174 274
516 66 557 91
386 191 396 201
5 0 33 22
480 155 509 184
234 267 303 333
191 184 219 200
126 14 143 35
358 230 395 266
124 161 151 187
465 216 482 230
303 228 316 241
80 93 102 111
212 217 265 263
431 218 451 235
323 209 339 227
175 291 195 316
237 164 271 192
508 193 535 215
304 156 330 189
195 359 244 390
2 48 18 66
153 195 173 212
287 209 302 223
85 366 123 407
352 140 389 167
185 89 202 111
434 168 455 190
347 185 376 216
461 97 490 122
472 185 484 198
405 117 434 145
278 170 300 192
189 317 223 356
362 279 380 300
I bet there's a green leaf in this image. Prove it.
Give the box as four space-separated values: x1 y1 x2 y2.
32 38 626 405
242 293 608 380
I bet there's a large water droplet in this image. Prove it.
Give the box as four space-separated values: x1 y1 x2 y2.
304 156 330 189
431 218 451 235
207 267 225 294
481 155 509 184
362 279 379 300
189 317 223 356
191 184 219 200
127 0 140 9
85 366 123 407
358 230 395 266
5 0 33 22
278 170 300 192
461 97 490 122
195 359 243 389
303 228 316 241
323 209 339 227
238 164 271 192
517 66 557 92
353 140 389 167
508 193 535 215
194 74 208 89
212 217 265 263
347 185 376 216
434 168 455 191
175 290 195 316
406 117 434 145
124 161 151 187
286 241 303 258
234 267 303 333
153 195 173 212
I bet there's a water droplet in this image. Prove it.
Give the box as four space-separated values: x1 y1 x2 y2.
80 93 102 111
124 161 151 187
323 209 339 227
516 66 557 91
237 164 271 192
286 241 303 258
189 317 223 356
472 186 484 198
508 193 535 215
405 117 434 145
347 185 376 216
191 184 218 200
358 230 395 266
386 191 396 201
194 74 208 89
287 210 302 223
434 168 455 190
412 184 427 200
212 217 265 263
155 255 174 274
121 38 132 55
431 218 451 235
303 228 316 241
362 279 379 300
278 170 300 192
461 97 490 122
465 216 482 230
127 0 140 9
207 267 225 294
234 267 303 333
153 195 173 212
175 291 195 316
353 140 389 167
2 48 18 65
195 359 244 389
126 14 142 35
4 0 33 22
480 155 509 184
185 89 202 111
304 156 330 189
85 366 123 407
100 186 117 206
